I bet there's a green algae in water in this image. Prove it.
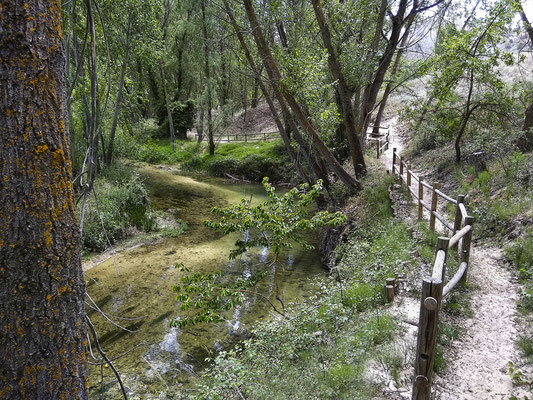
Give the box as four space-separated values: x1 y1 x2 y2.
85 166 326 398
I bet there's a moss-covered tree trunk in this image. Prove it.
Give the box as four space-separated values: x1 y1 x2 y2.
0 1 89 398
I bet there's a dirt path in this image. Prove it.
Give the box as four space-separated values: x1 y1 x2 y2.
378 118 529 399
433 247 527 399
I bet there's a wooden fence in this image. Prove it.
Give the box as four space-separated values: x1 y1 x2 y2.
367 125 390 158
194 131 279 143
390 148 475 400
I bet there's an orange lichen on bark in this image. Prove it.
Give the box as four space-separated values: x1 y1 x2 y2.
52 148 64 167
35 144 48 153
0 386 12 397
42 221 53 247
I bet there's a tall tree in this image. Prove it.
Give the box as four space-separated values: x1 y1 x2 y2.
517 0 533 151
242 0 361 190
201 0 215 155
0 0 88 398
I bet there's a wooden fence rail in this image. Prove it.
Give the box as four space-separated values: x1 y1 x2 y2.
194 131 280 143
390 148 475 400
367 125 390 158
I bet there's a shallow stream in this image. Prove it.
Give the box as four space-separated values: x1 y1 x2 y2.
84 164 326 398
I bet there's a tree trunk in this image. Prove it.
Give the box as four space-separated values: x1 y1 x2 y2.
197 75 205 143
517 2 533 152
159 61 176 151
106 10 133 166
243 0 361 190
201 0 215 155
0 1 88 398
372 16 414 133
360 0 410 136
251 72 261 108
311 0 367 176
517 100 533 152
222 0 312 184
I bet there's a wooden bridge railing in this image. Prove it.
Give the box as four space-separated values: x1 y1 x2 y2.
367 125 390 158
194 131 280 143
390 148 475 400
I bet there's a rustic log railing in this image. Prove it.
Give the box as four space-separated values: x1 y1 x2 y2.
390 148 475 400
194 131 280 143
367 125 390 158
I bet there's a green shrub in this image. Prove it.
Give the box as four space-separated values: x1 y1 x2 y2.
206 156 241 177
342 283 381 311
505 233 533 312
518 335 533 359
79 165 156 253
326 363 361 391
505 234 533 278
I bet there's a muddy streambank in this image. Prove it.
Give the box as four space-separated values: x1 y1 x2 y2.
83 165 327 398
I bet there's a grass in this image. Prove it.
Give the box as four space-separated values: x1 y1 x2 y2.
114 126 294 182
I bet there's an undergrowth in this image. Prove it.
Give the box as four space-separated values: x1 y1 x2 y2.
78 162 186 253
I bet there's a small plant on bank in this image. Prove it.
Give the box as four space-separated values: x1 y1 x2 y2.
172 178 346 327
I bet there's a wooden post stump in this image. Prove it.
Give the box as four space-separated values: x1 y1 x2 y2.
392 148 397 173
385 278 396 302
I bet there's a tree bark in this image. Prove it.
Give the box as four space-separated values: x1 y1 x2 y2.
0 1 88 398
360 0 410 135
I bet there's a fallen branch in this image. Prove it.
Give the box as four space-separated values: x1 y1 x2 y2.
86 315 128 400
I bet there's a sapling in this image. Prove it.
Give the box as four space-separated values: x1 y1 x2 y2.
172 178 346 327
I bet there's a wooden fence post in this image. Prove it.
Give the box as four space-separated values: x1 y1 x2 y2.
418 177 424 220
399 157 404 175
376 138 380 158
407 162 412 186
392 148 397 173
412 238 448 400
453 195 465 235
460 216 475 283
385 278 395 302
429 183 440 232
412 277 443 400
